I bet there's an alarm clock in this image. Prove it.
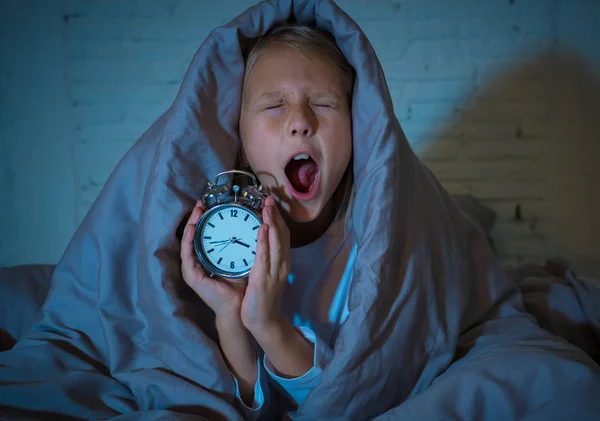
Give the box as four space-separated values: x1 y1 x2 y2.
193 169 269 279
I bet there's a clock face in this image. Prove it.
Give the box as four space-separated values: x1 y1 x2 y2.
196 204 262 278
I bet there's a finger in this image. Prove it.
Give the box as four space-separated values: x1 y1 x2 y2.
180 204 205 270
194 199 207 214
185 267 215 295
265 195 276 208
262 195 277 226
263 197 290 277
250 223 270 285
267 197 289 239
265 206 284 280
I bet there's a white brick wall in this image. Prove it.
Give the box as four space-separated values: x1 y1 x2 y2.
1 0 599 275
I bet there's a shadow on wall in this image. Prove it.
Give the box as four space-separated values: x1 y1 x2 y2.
420 49 600 276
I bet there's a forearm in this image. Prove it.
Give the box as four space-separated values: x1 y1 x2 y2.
251 313 314 378
216 316 258 405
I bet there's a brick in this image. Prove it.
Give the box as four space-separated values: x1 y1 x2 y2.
73 139 135 171
473 77 550 103
71 103 126 126
404 102 463 123
69 81 179 106
428 157 542 182
479 198 550 220
458 17 552 40
78 173 108 212
441 179 545 201
510 11 554 36
398 121 434 145
463 99 549 124
64 15 213 42
338 0 411 21
62 0 252 21
68 58 185 84
347 0 553 23
493 236 547 257
413 39 467 62
384 59 476 82
71 102 170 126
420 137 544 160
63 16 127 41
418 139 463 161
67 39 199 62
493 218 547 239
472 180 546 201
358 20 459 57
76 123 150 143
459 35 552 61
67 59 123 82
475 58 550 87
501 255 545 268
466 140 544 159
466 0 553 19
448 122 528 141
403 80 475 103
409 18 461 40
62 0 135 18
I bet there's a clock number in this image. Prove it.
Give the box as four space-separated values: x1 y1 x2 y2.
230 209 238 218
230 261 235 269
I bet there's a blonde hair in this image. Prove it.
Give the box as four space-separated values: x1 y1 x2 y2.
239 23 355 224
244 24 354 103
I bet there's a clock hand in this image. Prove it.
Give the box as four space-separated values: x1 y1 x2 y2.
234 240 250 248
209 239 231 244
218 237 237 253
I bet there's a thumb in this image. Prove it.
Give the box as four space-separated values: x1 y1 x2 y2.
249 223 270 286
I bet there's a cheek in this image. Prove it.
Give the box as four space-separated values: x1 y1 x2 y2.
334 141 352 177
323 117 353 173
240 118 280 171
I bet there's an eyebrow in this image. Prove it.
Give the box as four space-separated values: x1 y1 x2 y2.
312 91 342 101
257 89 342 101
258 91 284 100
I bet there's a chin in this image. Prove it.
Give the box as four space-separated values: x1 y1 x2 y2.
286 200 326 224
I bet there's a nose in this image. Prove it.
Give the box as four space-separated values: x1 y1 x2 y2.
287 106 316 138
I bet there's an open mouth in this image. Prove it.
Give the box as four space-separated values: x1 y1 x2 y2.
284 152 320 198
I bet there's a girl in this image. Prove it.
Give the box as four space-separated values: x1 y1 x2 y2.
181 23 355 418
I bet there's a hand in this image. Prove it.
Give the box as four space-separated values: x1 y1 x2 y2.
240 196 291 336
180 200 247 321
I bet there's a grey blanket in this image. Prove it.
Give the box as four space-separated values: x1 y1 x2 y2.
1 1 599 420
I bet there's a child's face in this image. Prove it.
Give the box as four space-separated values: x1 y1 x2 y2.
240 42 352 223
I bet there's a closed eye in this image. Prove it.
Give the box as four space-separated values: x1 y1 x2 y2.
264 104 284 110
312 101 339 109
